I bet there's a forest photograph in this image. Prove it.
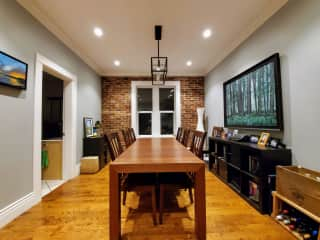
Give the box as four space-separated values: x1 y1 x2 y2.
224 61 279 128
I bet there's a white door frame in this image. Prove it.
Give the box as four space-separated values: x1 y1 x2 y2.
33 53 77 200
131 81 181 137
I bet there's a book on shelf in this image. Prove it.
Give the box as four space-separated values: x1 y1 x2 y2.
248 155 260 174
249 180 259 202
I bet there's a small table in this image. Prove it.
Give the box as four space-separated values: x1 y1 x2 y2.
109 138 206 239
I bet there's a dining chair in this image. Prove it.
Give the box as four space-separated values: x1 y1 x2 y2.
212 126 224 137
105 131 157 225
122 128 132 148
105 132 123 161
158 130 207 224
176 127 182 141
182 128 190 147
191 130 207 159
129 128 136 143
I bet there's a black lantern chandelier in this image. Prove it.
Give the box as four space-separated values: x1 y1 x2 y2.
151 25 167 85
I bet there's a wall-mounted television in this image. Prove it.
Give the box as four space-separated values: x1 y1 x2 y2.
0 51 28 89
223 53 283 130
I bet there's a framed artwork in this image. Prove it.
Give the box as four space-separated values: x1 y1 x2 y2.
83 117 94 138
258 132 270 146
0 51 28 89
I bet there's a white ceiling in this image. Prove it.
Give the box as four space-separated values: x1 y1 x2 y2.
18 0 287 76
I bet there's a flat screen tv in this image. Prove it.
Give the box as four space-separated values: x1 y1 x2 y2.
223 53 283 130
0 51 28 89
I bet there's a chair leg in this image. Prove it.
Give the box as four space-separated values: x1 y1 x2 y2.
159 185 164 224
188 187 193 204
122 190 127 206
151 187 157 225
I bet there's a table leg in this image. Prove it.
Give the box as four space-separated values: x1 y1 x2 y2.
194 166 206 240
109 166 121 240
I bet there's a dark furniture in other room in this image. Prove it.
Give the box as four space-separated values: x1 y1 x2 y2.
83 137 108 169
208 136 291 213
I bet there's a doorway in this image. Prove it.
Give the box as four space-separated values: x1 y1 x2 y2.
131 81 181 137
33 54 77 201
41 72 64 197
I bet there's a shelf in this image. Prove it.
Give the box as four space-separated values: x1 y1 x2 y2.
228 182 241 193
275 219 304 240
227 162 240 171
241 170 260 180
208 137 292 214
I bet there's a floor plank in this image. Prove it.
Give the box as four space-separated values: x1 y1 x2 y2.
0 165 294 239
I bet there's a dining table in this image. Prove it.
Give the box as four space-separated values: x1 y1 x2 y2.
109 137 206 240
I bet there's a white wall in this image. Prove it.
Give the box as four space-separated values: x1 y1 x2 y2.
0 0 101 209
205 0 320 170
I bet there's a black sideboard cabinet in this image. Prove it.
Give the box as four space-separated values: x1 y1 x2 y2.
208 137 292 213
83 137 108 169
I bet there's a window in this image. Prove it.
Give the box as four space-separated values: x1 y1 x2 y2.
132 81 180 137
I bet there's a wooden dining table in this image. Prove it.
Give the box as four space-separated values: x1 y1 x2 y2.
109 137 206 240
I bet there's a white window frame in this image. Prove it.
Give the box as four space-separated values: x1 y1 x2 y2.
131 81 181 138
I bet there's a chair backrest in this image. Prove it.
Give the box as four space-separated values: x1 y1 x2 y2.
129 128 136 142
105 132 123 161
191 131 207 159
212 126 224 137
182 129 190 147
122 128 132 147
176 127 182 141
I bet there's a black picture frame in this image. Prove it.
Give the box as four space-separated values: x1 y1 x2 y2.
0 51 28 90
223 53 283 130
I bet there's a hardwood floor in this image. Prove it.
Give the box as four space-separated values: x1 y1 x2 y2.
0 165 294 240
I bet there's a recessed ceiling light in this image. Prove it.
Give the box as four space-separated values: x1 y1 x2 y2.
186 60 192 66
93 27 103 37
114 60 120 66
202 28 212 39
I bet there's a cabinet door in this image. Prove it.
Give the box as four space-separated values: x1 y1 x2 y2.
42 141 62 180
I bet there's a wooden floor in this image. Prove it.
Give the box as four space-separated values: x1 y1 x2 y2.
0 165 294 240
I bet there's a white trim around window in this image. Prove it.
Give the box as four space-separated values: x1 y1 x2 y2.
131 81 181 138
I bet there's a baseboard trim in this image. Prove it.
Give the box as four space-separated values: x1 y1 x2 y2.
0 192 38 228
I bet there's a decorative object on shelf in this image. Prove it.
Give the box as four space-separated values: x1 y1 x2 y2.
249 180 259 202
196 107 205 132
151 25 167 85
93 121 102 136
83 117 94 138
249 135 259 144
258 132 270 146
0 51 28 89
269 138 286 149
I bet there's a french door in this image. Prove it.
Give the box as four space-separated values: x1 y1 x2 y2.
132 81 180 137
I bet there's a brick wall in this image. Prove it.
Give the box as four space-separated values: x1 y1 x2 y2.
101 76 204 134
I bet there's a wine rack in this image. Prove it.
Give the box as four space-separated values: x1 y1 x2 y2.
272 191 320 240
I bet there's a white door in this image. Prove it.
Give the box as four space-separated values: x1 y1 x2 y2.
132 81 181 137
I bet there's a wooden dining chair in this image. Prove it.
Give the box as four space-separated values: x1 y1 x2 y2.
158 130 207 224
182 128 190 147
105 132 123 161
105 131 157 225
122 128 132 148
212 126 224 137
128 128 136 143
191 130 207 159
176 127 182 141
